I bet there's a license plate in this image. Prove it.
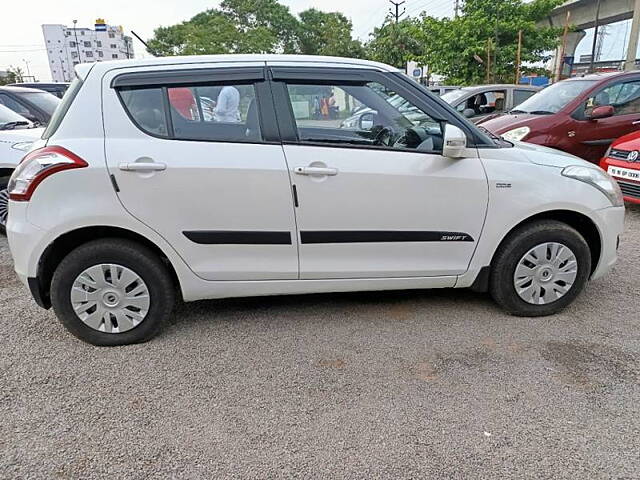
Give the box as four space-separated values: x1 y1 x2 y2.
608 165 640 181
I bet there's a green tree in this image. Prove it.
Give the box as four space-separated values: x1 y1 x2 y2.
0 66 22 86
365 18 422 69
298 9 364 57
410 0 563 85
147 0 300 56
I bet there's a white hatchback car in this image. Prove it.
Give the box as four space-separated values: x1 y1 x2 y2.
7 55 624 346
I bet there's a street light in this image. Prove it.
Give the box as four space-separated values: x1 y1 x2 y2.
22 59 31 80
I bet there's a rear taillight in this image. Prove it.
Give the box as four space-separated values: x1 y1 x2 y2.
8 146 87 202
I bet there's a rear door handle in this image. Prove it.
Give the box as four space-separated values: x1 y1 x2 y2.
119 162 167 172
294 166 338 176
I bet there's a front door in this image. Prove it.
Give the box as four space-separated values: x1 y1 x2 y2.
271 68 488 279
572 78 640 162
103 65 298 281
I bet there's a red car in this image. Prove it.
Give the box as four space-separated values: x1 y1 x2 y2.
479 71 640 164
599 130 640 204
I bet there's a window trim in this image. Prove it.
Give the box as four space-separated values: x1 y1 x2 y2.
113 67 279 145
267 67 494 153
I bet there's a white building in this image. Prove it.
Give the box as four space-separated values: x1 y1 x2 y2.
42 19 134 82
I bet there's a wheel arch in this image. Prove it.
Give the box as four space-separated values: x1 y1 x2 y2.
34 225 181 308
472 209 601 292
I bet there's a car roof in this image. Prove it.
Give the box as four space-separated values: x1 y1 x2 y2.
80 54 399 78
460 84 540 91
564 70 640 81
0 85 48 94
9 82 69 87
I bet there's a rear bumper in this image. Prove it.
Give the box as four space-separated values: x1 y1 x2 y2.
591 205 625 281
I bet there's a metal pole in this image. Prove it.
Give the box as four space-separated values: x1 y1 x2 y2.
625 0 640 71
22 59 31 78
589 0 601 73
556 11 571 82
515 30 522 85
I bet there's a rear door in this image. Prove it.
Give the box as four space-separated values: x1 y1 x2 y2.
103 64 298 281
269 67 488 280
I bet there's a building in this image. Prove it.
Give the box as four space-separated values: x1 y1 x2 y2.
42 19 133 82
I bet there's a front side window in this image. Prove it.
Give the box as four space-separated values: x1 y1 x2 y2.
457 90 506 118
285 82 443 152
585 80 640 117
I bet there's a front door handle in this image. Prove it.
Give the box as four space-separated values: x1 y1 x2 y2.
294 166 338 176
119 162 167 172
632 120 640 125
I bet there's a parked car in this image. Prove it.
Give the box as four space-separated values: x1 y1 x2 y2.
6 55 624 345
8 82 70 99
428 86 460 96
480 71 640 163
599 130 640 204
0 104 43 231
441 84 541 122
0 86 60 125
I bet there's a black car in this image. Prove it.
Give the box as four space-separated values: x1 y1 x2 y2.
0 86 60 125
8 82 69 99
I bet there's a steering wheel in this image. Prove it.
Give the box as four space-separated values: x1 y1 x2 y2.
373 126 394 147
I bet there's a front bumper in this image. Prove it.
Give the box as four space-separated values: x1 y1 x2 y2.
591 205 625 281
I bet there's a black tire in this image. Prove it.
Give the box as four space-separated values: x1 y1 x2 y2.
50 238 175 346
489 220 591 317
0 175 11 235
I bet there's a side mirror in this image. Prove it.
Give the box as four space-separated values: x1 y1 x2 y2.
587 105 614 120
359 112 375 130
463 108 476 118
442 124 468 158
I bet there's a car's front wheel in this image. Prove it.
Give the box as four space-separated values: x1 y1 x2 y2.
489 220 592 316
50 239 175 346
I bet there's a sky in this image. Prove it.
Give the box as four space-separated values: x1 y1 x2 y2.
0 0 632 82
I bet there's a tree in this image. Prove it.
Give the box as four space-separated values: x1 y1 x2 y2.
0 66 22 86
298 9 364 57
410 0 564 85
365 18 422 69
147 0 300 56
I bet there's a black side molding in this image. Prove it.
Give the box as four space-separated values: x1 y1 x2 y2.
300 231 474 244
183 231 292 245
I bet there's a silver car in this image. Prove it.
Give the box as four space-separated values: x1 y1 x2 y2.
441 84 541 123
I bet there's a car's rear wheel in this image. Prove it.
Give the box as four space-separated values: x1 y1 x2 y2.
489 220 591 316
0 175 11 234
50 239 175 346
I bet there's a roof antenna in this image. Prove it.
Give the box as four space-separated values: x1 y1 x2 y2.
131 30 157 57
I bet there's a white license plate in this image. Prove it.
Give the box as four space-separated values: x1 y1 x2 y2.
608 165 640 181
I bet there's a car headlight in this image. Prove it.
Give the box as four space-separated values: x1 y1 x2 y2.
11 141 34 152
562 165 624 207
502 126 530 142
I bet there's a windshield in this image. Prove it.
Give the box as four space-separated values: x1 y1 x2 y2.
441 89 470 104
16 91 60 116
512 80 598 114
0 103 30 128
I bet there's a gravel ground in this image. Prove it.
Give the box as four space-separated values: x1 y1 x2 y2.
1 205 639 479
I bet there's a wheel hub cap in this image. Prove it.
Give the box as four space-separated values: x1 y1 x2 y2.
0 188 9 227
513 242 578 305
71 264 150 333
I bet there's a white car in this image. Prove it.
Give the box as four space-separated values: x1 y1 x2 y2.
0 104 44 231
6 55 625 346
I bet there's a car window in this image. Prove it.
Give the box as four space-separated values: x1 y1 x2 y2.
585 80 640 117
167 84 260 142
17 92 60 116
285 82 443 153
119 83 261 143
459 90 506 118
119 87 169 137
0 94 31 116
515 79 597 114
513 89 536 107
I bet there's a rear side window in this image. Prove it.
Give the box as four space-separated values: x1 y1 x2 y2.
43 77 83 139
513 89 536 107
118 82 261 143
120 87 168 137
